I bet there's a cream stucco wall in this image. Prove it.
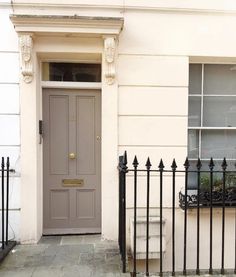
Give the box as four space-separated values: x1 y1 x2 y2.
2 0 236 271
0 1 20 242
116 5 236 272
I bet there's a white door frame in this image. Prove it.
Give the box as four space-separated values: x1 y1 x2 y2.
19 48 119 244
10 14 123 243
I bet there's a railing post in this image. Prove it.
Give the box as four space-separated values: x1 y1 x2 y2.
145 157 152 277
196 158 202 275
158 159 164 276
209 158 215 275
171 159 177 276
6 157 10 245
132 156 139 277
118 155 123 254
221 158 227 275
183 158 189 275
119 151 128 273
1 157 5 250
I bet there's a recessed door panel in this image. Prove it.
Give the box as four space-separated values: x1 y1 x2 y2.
43 89 101 233
76 189 95 219
50 190 69 219
49 96 69 175
76 96 95 175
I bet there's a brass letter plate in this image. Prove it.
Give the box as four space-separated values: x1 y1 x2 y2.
62 179 84 187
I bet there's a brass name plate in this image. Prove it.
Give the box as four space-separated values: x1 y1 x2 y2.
62 179 84 187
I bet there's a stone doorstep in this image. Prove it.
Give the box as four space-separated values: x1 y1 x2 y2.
0 235 128 276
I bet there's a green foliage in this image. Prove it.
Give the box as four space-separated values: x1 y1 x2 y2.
200 173 236 191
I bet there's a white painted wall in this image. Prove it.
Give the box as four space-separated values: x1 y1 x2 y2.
0 2 20 241
115 5 236 272
2 0 236 271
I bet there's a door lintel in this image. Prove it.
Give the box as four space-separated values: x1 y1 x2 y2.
10 14 124 36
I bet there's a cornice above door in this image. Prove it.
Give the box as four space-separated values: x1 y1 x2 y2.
10 15 124 37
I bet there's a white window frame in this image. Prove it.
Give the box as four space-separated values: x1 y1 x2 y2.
188 63 236 162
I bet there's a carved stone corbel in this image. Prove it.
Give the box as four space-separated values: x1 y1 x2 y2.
104 36 116 85
19 34 33 83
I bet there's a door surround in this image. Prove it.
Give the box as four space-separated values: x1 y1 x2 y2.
10 15 123 243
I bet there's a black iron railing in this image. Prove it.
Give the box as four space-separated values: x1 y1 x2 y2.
118 151 236 276
0 157 16 263
118 155 127 273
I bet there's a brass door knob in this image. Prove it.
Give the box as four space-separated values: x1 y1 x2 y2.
69 153 76 159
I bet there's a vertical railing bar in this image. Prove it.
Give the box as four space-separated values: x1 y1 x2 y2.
221 158 227 275
133 156 138 276
118 156 122 255
160 168 163 276
6 157 10 245
122 173 126 273
159 159 164 276
196 159 202 275
1 157 5 250
171 159 177 276
235 206 236 274
145 158 151 277
209 158 214 275
183 158 189 275
122 152 128 273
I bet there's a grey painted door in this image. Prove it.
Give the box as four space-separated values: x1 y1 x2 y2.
43 89 101 234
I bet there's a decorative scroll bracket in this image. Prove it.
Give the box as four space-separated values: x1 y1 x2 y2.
104 36 116 85
19 34 33 83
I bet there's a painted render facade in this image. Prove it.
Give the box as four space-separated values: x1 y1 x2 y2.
2 0 236 271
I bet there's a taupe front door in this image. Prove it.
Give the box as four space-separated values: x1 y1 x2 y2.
43 89 101 234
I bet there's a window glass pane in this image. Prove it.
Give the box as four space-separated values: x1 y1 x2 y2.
42 62 101 82
188 96 201 127
187 160 236 189
189 64 202 94
201 130 236 159
188 130 199 158
203 96 236 127
204 64 236 95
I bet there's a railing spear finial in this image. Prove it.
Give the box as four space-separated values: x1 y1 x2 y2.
171 159 177 170
209 157 215 170
158 159 165 170
196 158 202 170
184 157 190 169
221 158 227 170
145 157 152 170
133 155 139 168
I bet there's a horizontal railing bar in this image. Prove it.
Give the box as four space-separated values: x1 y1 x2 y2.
188 158 236 161
188 127 236 130
127 169 236 173
2 169 15 173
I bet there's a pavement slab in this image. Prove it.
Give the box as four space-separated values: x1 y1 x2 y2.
0 235 130 277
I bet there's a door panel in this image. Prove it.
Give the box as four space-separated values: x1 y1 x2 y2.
43 89 101 234
76 189 95 219
76 96 95 175
49 95 69 175
50 189 69 219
